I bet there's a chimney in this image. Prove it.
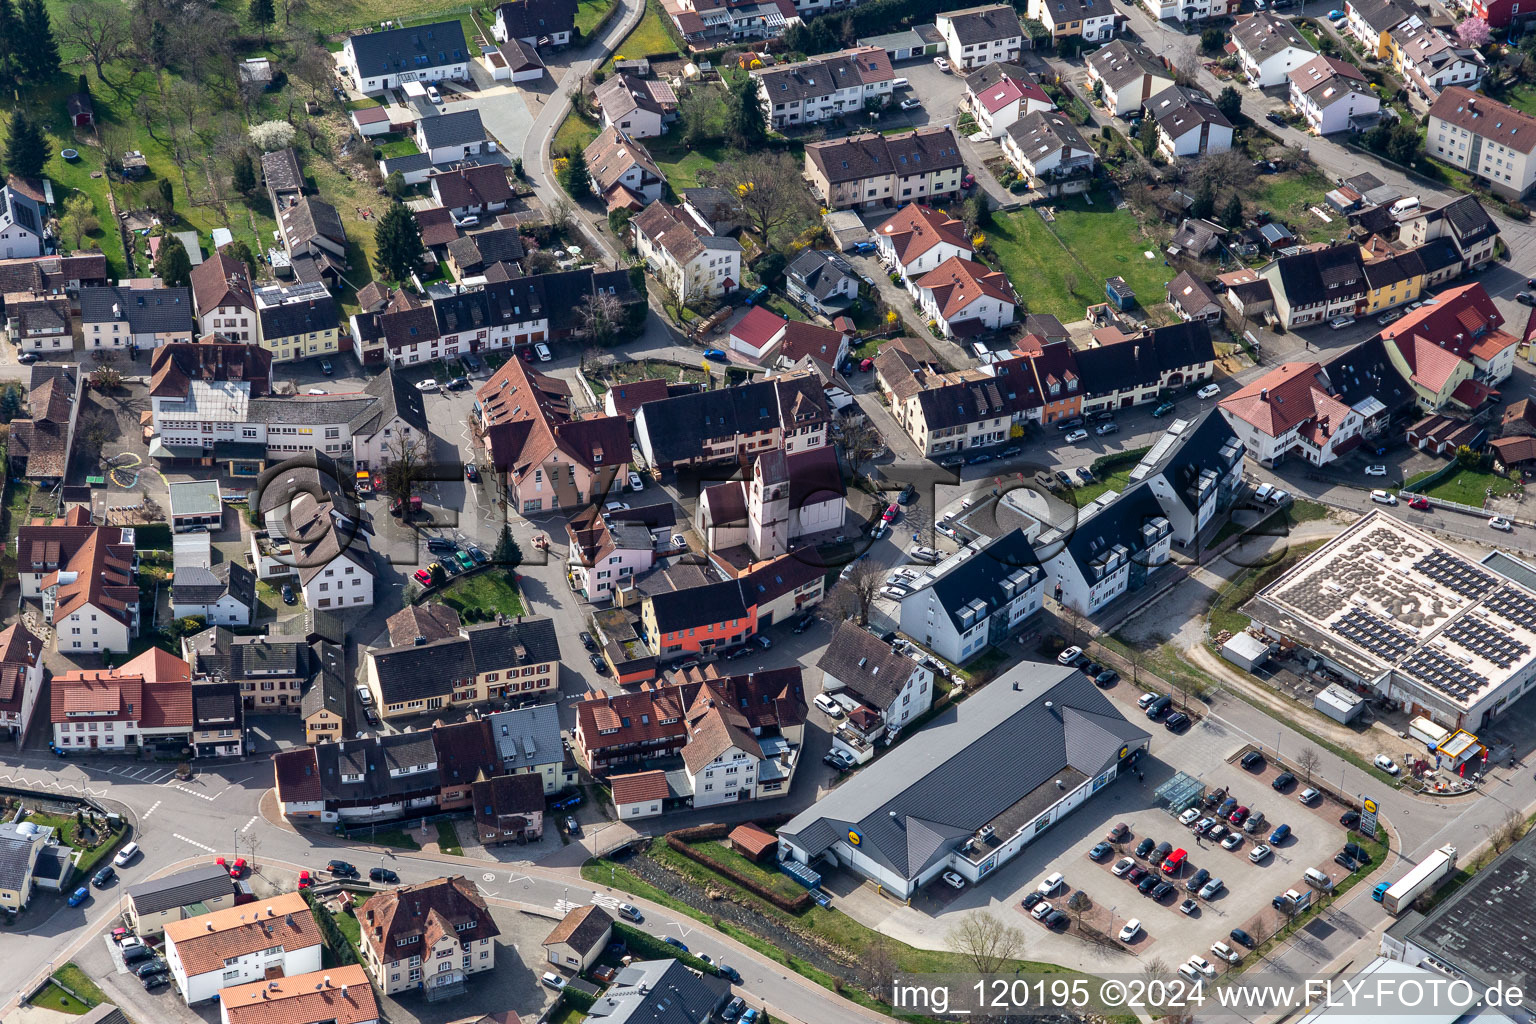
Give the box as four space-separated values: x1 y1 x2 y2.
1261 387 1269 400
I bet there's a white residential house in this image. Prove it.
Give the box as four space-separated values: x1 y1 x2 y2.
594 74 671 138
1289 55 1380 135
80 286 195 352
896 530 1046 663
1086 40 1175 118
1142 0 1234 21
816 621 934 744
163 892 323 1004
1392 22 1484 101
1217 360 1366 466
566 506 656 603
1039 483 1175 616
751 46 895 130
188 254 256 343
631 200 741 302
964 62 1053 138
1426 88 1536 199
0 184 47 260
911 255 1016 337
492 0 576 47
341 21 471 95
1027 0 1119 42
1147 86 1233 160
414 109 493 165
936 4 1026 70
584 127 665 209
1001 110 1098 195
873 204 973 279
1231 12 1317 87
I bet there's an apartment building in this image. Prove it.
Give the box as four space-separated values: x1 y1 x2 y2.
189 253 256 342
802 127 965 210
936 4 1026 69
254 281 341 364
1086 40 1174 118
874 346 1040 454
634 373 829 470
897 530 1046 662
1427 88 1536 198
1002 110 1097 194
1231 12 1316 86
341 21 469 94
357 877 499 998
164 892 322 1003
80 285 194 352
364 619 561 719
630 200 741 301
752 45 895 129
1289 55 1380 135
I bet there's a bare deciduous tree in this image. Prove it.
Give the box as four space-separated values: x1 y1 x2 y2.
62 2 128 82
832 412 881 468
830 560 885 626
293 44 335 103
1296 747 1322 784
861 937 898 996
946 911 1027 975
1491 807 1526 853
576 289 626 347
704 152 816 249
382 432 429 508
656 282 688 326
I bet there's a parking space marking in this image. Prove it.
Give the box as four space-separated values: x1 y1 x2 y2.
144 800 161 818
174 833 216 852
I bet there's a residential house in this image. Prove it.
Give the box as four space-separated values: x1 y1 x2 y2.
0 821 46 911
566 506 657 603
184 627 311 713
342 21 470 94
728 306 850 366
254 281 341 364
300 641 351 746
1490 434 1536 471
1086 40 1175 118
218 966 378 1024
475 355 631 515
190 682 244 758
1344 0 1418 58
0 182 47 259
4 292 66 356
857 24 945 62
444 228 525 279
50 650 194 753
1001 110 1097 194
583 127 664 211
963 61 1053 138
430 165 513 222
432 718 501 811
0 623 44 741
802 127 966 211
817 621 934 756
472 772 545 844
256 480 375 611
124 863 236 937
1039 483 1174 615
485 703 576 795
784 249 859 314
1427 88 1536 199
164 892 323 1004
17 507 139 652
364 619 561 719
695 446 846 561
1167 271 1223 322
873 204 973 280
631 200 741 301
415 110 493 165
80 285 194 352
1218 267 1276 320
492 0 577 46
0 252 107 312
1218 360 1367 465
874 347 1041 454
189 253 256 343
1380 281 1516 412
634 372 829 471
272 731 443 822
897 529 1046 661
357 876 499 998
542 906 613 973
1462 0 1532 29
594 74 674 138
1142 0 1236 21
1127 410 1247 546
1398 193 1500 273
1360 247 1427 313
1260 243 1366 328
1073 321 1218 412
752 46 895 130
911 255 1016 337
171 544 256 627
8 374 75 483
1147 86 1233 160
1289 55 1380 134
777 663 1150 899
660 0 797 51
1230 12 1317 87
603 378 686 420
1027 0 1119 41
577 961 729 1024
936 5 1026 70
1389 22 1484 101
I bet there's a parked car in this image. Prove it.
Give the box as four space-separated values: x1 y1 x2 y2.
1221 832 1244 851
1107 822 1130 842
1065 429 1089 443
327 860 359 878
114 842 141 866
823 749 856 770
1229 806 1250 826
92 866 115 887
1340 810 1361 828
1119 918 1141 942
1409 496 1431 510
1089 842 1113 861
1335 852 1360 871
792 612 817 633
1150 881 1174 901
1137 874 1160 895
540 972 567 991
1095 669 1120 687
1517 292 1536 307
1199 878 1224 899
942 871 966 889
1125 866 1147 885
141 972 170 991
1371 489 1397 505
134 958 168 979
1022 891 1045 910
1269 823 1292 843
1095 422 1120 436
1134 837 1155 859
1298 788 1321 805
1164 712 1190 731
1038 872 1065 895
1185 868 1211 893
933 56 950 71
1272 772 1296 790
1152 400 1177 417
814 693 844 717
281 583 296 605
702 349 726 361
564 816 582 836
1112 857 1136 877
1057 646 1085 666
1365 464 1388 476
1374 754 1400 775
1180 897 1199 916
1490 516 1515 532
1242 751 1265 770
1266 111 1287 126
1231 927 1256 948
1329 315 1355 329
1249 843 1272 863
1179 807 1201 826
899 98 921 110
1197 383 1221 399
67 886 90 907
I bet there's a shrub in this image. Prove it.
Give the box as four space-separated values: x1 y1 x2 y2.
665 835 812 912
1504 202 1530 221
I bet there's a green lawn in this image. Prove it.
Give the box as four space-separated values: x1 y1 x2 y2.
359 827 421 850
436 820 464 856
1067 465 1135 506
576 0 618 34
646 136 729 191
1502 83 1536 117
1252 170 1351 242
375 133 420 159
986 195 1175 322
553 109 601 159
1415 467 1520 506
433 571 526 618
34 965 107 1014
688 840 807 901
604 0 680 69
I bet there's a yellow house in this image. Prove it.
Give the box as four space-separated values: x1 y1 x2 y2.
1384 331 1475 411
1359 249 1426 314
1344 0 1417 61
254 281 342 364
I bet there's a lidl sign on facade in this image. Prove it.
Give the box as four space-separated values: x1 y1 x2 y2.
848 829 863 847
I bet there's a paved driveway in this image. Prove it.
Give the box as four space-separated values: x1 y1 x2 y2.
455 63 536 164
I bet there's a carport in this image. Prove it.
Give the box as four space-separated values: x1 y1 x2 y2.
1155 772 1205 816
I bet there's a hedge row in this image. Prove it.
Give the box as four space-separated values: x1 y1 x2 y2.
614 921 722 976
665 835 812 913
561 986 599 1014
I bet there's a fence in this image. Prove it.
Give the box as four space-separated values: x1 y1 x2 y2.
1399 461 1460 495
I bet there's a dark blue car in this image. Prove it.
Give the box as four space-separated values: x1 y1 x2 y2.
664 936 689 953
703 349 726 361
67 886 90 907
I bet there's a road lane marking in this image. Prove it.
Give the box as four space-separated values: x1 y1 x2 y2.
171 784 216 802
143 800 161 818
174 833 215 852
241 815 257 832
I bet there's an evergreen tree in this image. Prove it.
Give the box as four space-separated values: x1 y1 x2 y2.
4 109 48 178
225 239 257 276
18 0 59 79
558 148 590 200
1215 85 1242 124
372 201 423 282
158 178 174 211
1190 181 1215 220
1220 191 1244 228
153 234 192 288
728 74 767 149
0 0 18 90
77 72 90 96
492 524 523 570
231 149 257 196
248 0 274 34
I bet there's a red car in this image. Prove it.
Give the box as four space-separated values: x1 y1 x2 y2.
297 870 311 890
229 857 247 878
1162 848 1188 874
520 347 535 361
1409 496 1430 510
1229 806 1250 826
882 502 899 523
413 569 432 585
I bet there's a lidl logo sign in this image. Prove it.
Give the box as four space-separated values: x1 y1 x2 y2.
1119 745 1130 760
848 829 863 847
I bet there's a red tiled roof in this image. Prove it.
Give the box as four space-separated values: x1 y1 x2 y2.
730 306 785 353
915 256 1014 320
729 822 778 857
1451 377 1496 409
222 966 377 1024
1491 435 1536 465
609 769 669 804
875 205 971 268
1219 361 1325 437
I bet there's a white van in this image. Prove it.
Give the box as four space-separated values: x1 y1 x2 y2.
1304 867 1335 891
1390 197 1421 218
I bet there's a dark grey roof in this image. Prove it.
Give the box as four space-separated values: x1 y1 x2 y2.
647 578 749 633
186 626 311 681
347 20 469 79
418 109 488 149
1133 410 1245 516
80 286 194 335
1321 334 1413 413
485 703 565 767
431 275 543 335
786 249 855 301
816 621 919 711
779 663 1150 879
1051 481 1172 577
586 959 731 1024
906 529 1044 635
1269 243 1365 307
125 862 233 915
605 502 678 530
1433 194 1498 248
1387 827 1536 989
301 640 350 726
247 395 376 425
368 618 560 704
1087 39 1170 93
191 681 243 729
257 293 340 339
1148 85 1232 136
941 2 1023 43
1233 12 1315 62
0 826 37 890
315 732 440 802
1006 109 1092 162
447 227 526 270
381 152 436 175
637 377 828 465
351 366 427 437
261 148 304 194
495 0 577 40
1351 0 1413 32
172 561 255 609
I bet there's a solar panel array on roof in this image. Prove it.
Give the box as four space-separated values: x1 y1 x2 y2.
1413 548 1497 598
1485 588 1536 631
1443 615 1530 669
1402 646 1487 698
1330 607 1415 660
